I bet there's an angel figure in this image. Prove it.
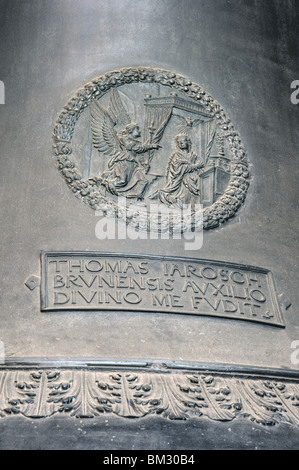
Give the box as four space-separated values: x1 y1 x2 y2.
89 89 161 199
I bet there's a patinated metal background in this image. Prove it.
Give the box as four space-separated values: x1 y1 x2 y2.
0 0 298 449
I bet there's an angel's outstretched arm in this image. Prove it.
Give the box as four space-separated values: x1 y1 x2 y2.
131 142 161 154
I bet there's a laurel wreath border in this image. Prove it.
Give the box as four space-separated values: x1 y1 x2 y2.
53 67 250 231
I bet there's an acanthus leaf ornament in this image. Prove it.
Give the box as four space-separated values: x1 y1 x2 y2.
1 367 299 426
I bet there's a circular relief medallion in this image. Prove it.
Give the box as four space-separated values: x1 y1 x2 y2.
53 67 250 232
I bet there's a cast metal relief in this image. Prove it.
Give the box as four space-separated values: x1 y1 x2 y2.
16 66 293 434
53 67 250 231
1 365 299 426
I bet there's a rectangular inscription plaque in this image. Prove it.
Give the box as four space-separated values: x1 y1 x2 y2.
41 252 284 327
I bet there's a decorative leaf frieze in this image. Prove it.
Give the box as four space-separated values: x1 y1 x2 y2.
0 368 299 426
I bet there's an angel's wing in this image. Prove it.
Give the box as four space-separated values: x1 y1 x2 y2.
90 100 120 156
107 89 131 129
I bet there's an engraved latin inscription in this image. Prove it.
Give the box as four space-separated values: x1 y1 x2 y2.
41 252 284 327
